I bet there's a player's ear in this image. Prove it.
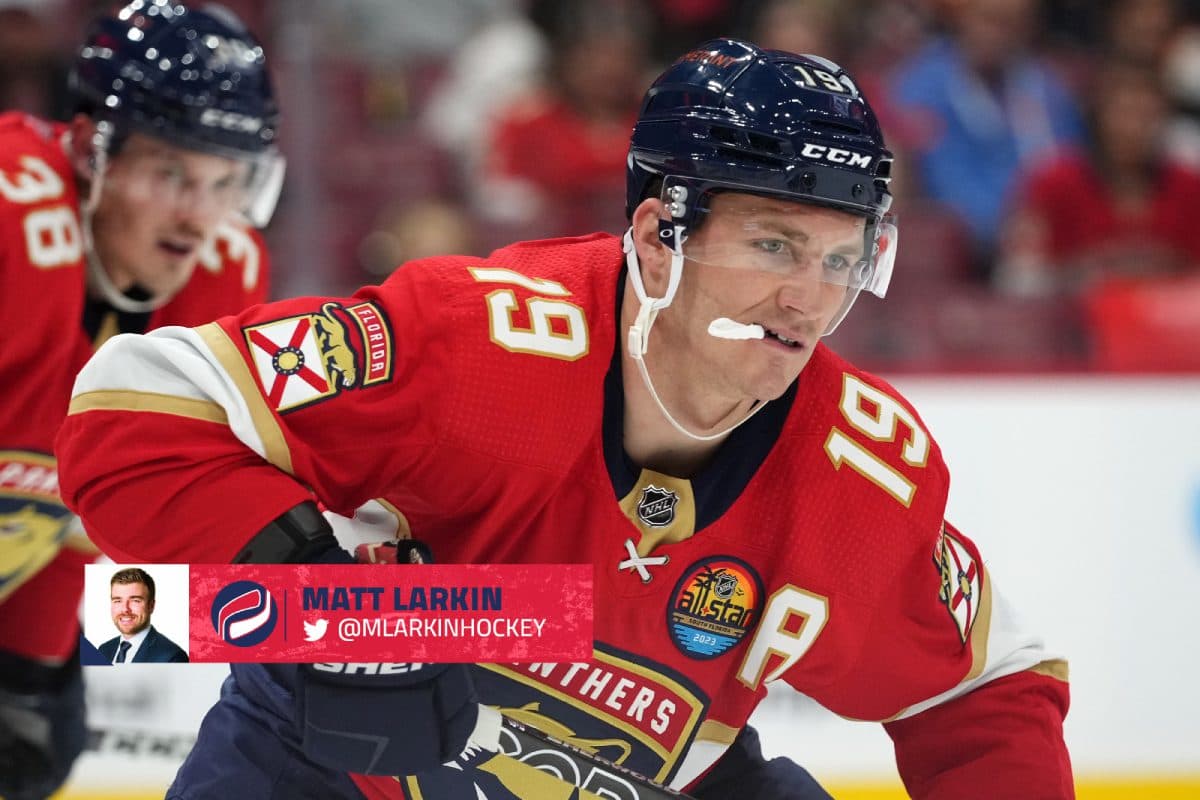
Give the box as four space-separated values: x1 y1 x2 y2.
630 197 672 296
66 114 98 181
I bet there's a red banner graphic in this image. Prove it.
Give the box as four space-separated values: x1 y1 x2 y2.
189 564 592 662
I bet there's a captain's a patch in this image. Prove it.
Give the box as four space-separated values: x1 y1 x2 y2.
933 524 981 644
243 301 393 413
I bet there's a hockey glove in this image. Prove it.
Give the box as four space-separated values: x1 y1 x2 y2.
0 648 87 800
296 660 484 775
294 529 485 775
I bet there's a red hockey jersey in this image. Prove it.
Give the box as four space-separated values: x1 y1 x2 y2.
57 234 1072 797
0 111 269 662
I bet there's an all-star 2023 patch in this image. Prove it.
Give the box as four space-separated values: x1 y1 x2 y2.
668 556 764 659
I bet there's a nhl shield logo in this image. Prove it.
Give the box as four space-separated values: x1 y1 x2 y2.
636 485 678 527
712 573 738 600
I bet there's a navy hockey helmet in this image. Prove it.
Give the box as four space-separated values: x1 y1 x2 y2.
623 38 897 345
627 38 893 231
70 0 279 159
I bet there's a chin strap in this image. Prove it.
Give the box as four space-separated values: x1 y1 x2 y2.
77 121 177 314
623 227 769 443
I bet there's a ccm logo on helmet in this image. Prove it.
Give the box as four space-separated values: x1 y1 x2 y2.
199 108 263 134
800 143 873 169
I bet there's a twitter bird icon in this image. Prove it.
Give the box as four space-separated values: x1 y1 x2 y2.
303 618 329 642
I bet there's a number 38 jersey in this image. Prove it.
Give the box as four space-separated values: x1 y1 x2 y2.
57 233 1072 798
0 111 269 662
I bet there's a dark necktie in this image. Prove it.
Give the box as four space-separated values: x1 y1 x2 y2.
115 641 131 663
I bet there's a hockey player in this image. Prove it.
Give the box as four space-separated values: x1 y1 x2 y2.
0 2 280 797
56 39 1073 799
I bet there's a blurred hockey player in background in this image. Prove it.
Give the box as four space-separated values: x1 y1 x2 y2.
57 38 1072 800
0 2 281 797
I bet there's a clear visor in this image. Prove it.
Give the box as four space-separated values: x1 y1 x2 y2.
101 134 284 228
242 150 285 228
661 180 898 337
681 203 897 297
665 182 897 299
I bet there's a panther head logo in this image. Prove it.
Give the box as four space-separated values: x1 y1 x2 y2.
313 303 357 388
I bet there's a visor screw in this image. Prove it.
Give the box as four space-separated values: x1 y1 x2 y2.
801 172 816 189
852 183 864 198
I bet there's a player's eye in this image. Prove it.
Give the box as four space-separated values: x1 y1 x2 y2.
154 163 187 186
751 239 792 257
823 253 852 272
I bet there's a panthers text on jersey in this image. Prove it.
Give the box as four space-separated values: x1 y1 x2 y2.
0 111 269 663
57 233 1071 798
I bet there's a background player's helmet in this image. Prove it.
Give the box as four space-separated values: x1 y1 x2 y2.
626 38 892 230
71 0 278 159
70 0 282 227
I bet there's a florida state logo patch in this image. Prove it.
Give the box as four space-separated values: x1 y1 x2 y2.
668 556 763 659
244 301 392 413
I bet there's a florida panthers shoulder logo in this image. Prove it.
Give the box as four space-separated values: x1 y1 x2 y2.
243 301 393 413
211 580 278 647
933 525 982 644
668 556 764 659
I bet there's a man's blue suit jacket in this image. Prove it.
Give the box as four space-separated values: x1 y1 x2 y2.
98 625 188 663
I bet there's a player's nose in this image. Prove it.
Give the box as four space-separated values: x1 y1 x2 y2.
172 198 224 238
776 269 832 318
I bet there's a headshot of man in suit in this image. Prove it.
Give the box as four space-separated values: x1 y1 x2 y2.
100 568 188 664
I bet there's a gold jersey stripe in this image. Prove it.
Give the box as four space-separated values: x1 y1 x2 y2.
868 564 995 725
374 497 414 540
195 322 294 475
68 390 228 425
1030 658 1070 683
63 531 101 555
695 719 740 745
963 565 994 683
91 310 120 350
0 450 56 465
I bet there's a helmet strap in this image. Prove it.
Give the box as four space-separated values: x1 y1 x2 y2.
622 227 769 443
80 120 175 314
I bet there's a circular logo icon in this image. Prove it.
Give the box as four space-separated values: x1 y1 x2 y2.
272 345 305 375
667 556 764 659
211 580 277 647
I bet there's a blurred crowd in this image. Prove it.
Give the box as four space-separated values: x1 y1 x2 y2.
8 0 1200 372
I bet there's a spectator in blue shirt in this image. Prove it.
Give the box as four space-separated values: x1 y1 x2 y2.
890 0 1084 277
